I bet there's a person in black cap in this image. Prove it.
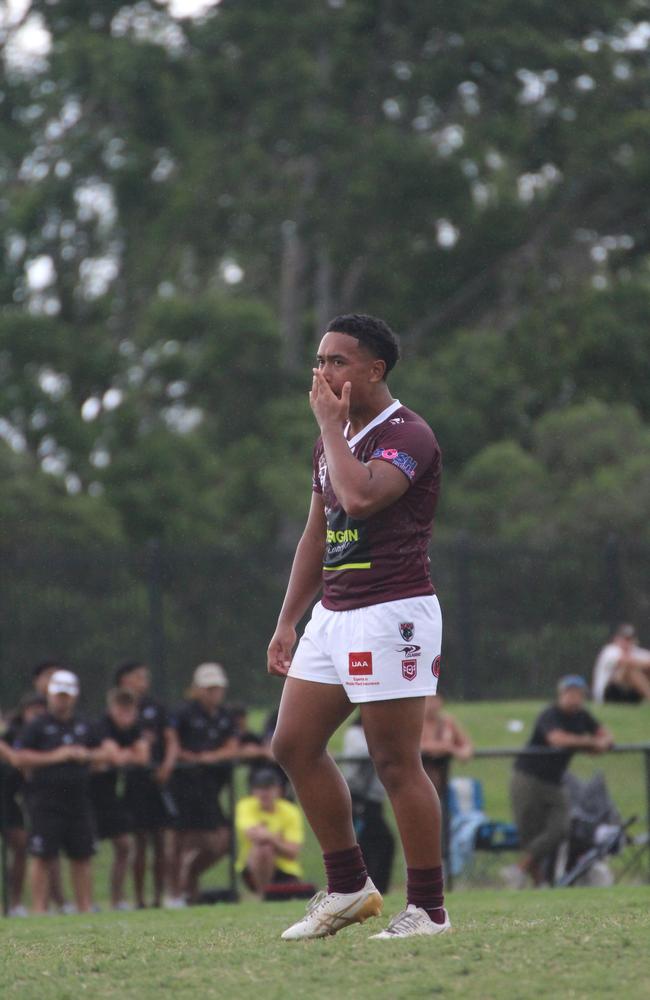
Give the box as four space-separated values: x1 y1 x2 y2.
505 675 613 888
235 768 304 897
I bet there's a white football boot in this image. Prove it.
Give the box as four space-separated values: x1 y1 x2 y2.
370 904 451 939
281 877 383 941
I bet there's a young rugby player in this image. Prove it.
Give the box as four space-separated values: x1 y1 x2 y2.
267 314 450 940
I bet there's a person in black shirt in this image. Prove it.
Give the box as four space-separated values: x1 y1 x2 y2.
114 661 178 908
0 694 47 916
14 670 112 914
169 663 244 905
506 675 613 888
91 689 149 909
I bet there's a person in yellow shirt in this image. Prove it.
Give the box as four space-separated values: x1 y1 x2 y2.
236 769 304 896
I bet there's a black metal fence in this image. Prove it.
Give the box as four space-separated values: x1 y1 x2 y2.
0 535 648 711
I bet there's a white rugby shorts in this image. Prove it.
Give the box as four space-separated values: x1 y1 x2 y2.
288 595 442 703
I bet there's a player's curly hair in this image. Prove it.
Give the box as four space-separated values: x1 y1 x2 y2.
327 313 401 378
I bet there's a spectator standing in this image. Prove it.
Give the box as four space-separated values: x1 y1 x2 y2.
114 661 178 908
420 695 474 797
169 663 241 905
592 624 650 703
91 689 150 909
235 769 304 897
506 675 613 888
29 662 68 911
31 662 61 698
341 716 394 894
0 694 47 916
14 671 111 914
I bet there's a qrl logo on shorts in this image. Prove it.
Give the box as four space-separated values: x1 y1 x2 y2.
402 659 417 681
349 652 373 676
432 655 441 678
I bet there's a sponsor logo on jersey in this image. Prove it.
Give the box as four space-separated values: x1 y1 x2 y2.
371 448 418 480
326 528 359 544
402 659 417 681
349 652 373 676
396 644 421 658
432 655 441 678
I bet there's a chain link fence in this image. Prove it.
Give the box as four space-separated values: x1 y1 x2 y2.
0 535 648 712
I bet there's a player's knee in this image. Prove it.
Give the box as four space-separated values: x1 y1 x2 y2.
372 752 412 793
270 729 301 769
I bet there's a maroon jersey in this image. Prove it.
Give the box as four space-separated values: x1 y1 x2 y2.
312 401 441 611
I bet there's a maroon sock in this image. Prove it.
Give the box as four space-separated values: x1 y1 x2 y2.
323 845 368 894
407 866 445 924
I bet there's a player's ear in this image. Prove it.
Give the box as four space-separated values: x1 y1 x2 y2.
369 358 386 383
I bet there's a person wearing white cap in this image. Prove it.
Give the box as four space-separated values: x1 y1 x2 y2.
167 663 241 905
13 670 113 914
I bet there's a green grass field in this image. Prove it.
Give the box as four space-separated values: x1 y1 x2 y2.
3 699 649 999
2 887 650 1000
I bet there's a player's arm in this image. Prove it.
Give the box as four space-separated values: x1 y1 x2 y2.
267 492 326 677
311 369 408 519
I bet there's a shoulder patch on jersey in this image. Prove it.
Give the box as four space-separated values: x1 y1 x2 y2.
371 448 418 480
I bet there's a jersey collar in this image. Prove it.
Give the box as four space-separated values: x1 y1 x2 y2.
345 399 402 450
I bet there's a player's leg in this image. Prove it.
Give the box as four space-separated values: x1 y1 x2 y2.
362 697 441 866
271 677 356 851
362 697 450 938
273 678 382 940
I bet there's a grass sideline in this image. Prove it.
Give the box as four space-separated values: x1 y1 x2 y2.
2 886 649 1000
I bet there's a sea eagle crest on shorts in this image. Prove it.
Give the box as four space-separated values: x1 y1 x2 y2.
399 622 414 642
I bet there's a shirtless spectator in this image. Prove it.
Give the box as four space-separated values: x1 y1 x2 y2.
592 624 650 703
420 694 474 796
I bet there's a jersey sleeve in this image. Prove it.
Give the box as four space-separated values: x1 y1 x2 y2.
368 420 438 486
